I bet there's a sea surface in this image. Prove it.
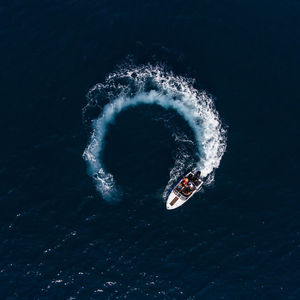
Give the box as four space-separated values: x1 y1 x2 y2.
1 0 300 299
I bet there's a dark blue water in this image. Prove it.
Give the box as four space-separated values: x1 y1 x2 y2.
1 0 300 299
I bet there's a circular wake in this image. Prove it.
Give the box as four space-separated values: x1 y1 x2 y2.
83 64 226 202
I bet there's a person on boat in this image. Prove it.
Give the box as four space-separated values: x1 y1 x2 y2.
195 171 201 179
183 182 194 196
182 177 189 186
177 183 183 191
177 177 188 192
185 189 193 196
192 171 202 185
176 177 188 194
182 177 195 195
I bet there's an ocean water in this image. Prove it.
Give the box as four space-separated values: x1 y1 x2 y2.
1 0 300 299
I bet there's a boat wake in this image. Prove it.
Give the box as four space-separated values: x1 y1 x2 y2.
82 64 226 202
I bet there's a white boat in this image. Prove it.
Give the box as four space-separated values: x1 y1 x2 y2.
166 171 204 210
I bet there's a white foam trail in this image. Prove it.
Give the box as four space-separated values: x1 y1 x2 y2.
83 65 226 202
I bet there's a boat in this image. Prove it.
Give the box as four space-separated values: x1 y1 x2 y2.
166 171 204 210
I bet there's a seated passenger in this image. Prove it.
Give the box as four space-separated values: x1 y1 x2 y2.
177 183 183 191
186 190 193 196
184 187 193 196
192 171 202 185
182 178 189 186
194 171 201 179
188 181 194 190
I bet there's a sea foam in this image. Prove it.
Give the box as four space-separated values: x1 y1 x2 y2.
83 64 226 202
